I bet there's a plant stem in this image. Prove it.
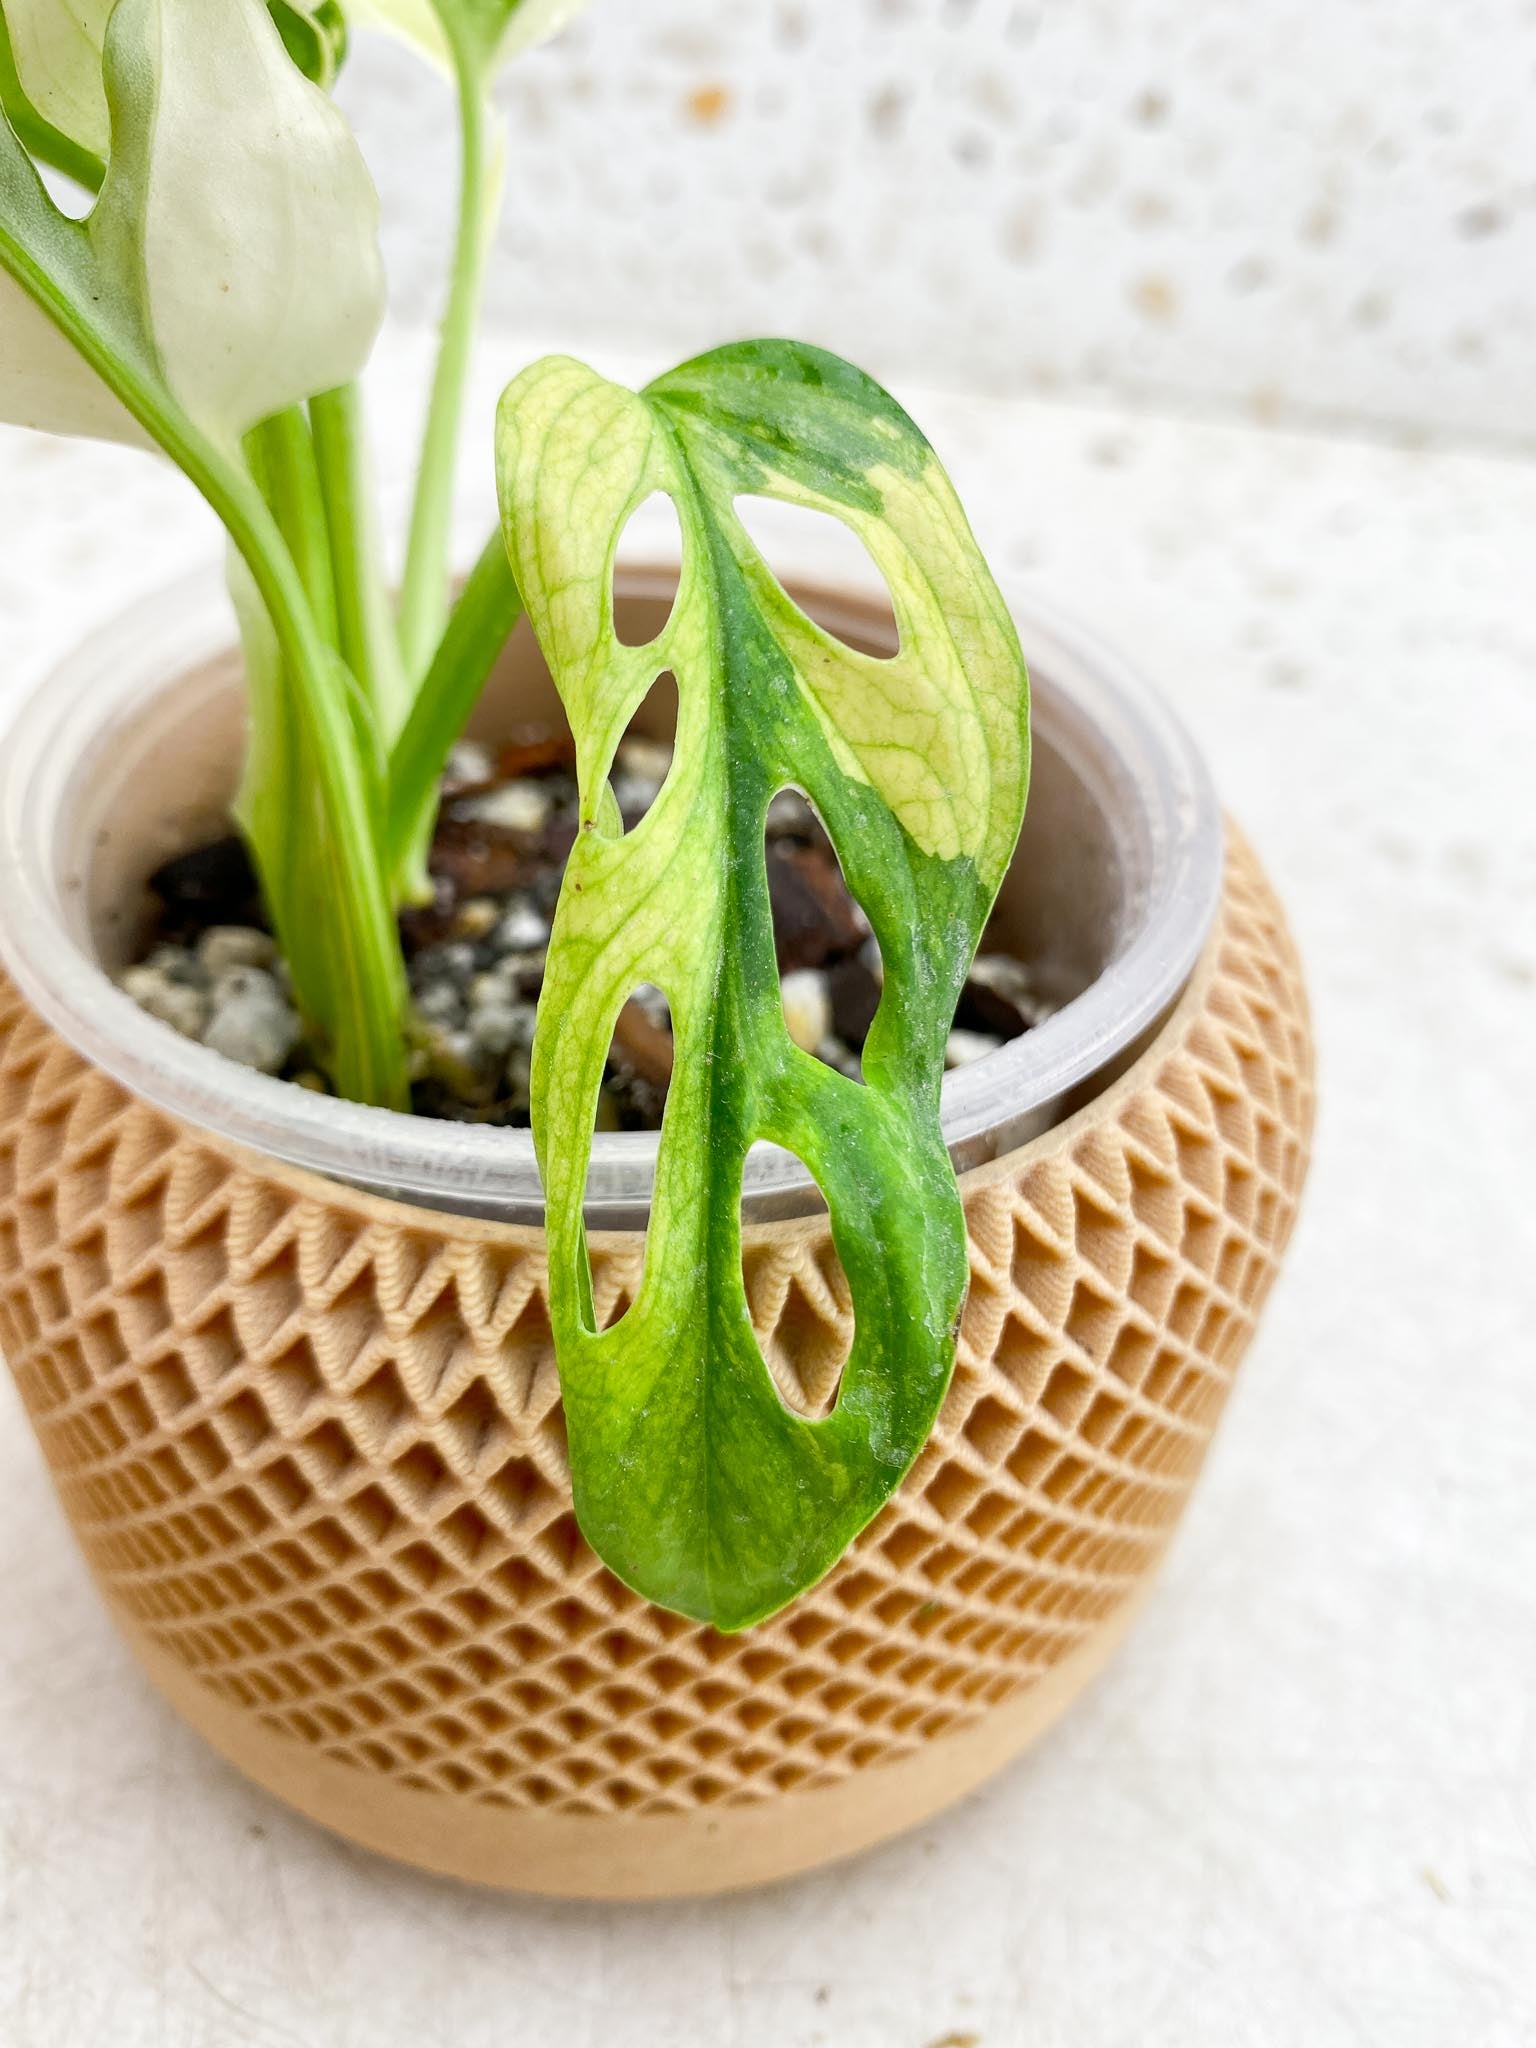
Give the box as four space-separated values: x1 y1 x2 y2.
220 463 407 1108
0 159 407 1108
386 525 523 895
246 408 338 647
396 49 490 684
221 470 407 1109
191 435 405 1106
310 382 410 738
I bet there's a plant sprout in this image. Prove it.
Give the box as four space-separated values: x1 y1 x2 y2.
0 0 1031 1624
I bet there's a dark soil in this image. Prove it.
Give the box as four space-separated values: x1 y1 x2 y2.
129 732 1050 1128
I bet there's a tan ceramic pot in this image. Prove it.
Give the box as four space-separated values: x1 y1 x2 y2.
0 564 1313 1897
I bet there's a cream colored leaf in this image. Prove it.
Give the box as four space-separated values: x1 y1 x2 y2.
95 0 385 441
497 0 584 58
0 262 147 442
3 0 115 157
345 0 586 73
344 0 446 64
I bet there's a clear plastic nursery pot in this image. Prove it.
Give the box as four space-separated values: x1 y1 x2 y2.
0 535 1313 1898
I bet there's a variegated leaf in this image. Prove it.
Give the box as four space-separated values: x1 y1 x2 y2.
497 342 1031 1629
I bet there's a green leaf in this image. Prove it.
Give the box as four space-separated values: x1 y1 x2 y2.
345 0 587 75
496 343 1031 1630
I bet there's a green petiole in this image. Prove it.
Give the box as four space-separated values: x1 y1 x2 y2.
386 523 524 898
245 407 340 650
310 381 410 740
395 26 492 684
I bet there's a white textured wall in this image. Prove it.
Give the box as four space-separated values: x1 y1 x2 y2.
341 0 1536 449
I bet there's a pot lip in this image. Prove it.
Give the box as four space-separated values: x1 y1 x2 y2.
0 555 1222 1227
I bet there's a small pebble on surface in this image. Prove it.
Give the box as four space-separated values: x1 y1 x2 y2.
456 781 553 835
491 896 550 954
449 896 501 942
118 963 208 1040
781 968 833 1053
204 968 301 1075
198 924 277 975
119 932 302 1074
441 738 495 793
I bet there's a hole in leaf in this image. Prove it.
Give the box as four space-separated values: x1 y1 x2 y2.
613 492 684 645
602 987 674 1136
577 991 674 1334
733 496 899 652
37 162 95 221
765 789 880 1081
607 670 678 832
746 1175 855 1421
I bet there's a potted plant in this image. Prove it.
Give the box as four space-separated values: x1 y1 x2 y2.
0 0 1314 1895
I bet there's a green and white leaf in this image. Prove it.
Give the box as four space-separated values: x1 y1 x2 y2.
1 0 382 449
0 0 115 160
346 0 586 75
0 0 348 191
95 0 382 443
268 0 350 87
1 0 408 1110
497 341 1031 1630
0 98 157 440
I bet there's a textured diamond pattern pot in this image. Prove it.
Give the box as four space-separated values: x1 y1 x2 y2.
0 556 1313 1897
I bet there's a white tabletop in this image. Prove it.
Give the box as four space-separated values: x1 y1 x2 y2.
1 343 1532 2047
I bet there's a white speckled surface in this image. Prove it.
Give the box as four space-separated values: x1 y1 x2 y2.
0 335 1532 2043
343 0 1536 447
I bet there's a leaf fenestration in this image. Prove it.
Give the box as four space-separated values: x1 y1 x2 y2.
497 341 1031 1630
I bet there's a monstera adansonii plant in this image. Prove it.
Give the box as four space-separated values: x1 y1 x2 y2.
497 345 1030 1626
0 0 1029 1625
